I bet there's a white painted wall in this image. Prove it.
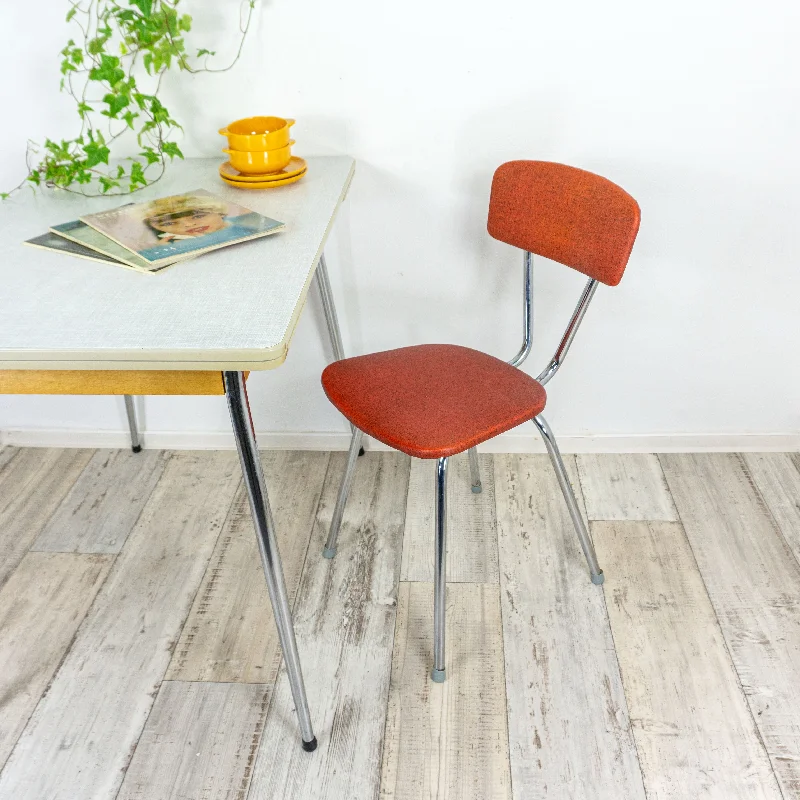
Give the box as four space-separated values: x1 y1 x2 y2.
1 0 799 451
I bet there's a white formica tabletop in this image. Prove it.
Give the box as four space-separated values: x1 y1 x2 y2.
0 156 354 371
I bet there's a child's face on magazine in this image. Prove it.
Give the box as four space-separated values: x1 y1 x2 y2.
148 209 226 237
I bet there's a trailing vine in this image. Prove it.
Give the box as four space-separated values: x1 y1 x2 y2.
2 0 255 198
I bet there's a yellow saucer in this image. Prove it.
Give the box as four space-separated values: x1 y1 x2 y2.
220 169 307 189
219 156 307 183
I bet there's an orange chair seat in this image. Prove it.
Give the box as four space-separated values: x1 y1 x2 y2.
321 344 546 459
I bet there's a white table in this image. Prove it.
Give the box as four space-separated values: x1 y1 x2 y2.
0 155 356 750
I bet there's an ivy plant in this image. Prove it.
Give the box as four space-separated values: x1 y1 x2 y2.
3 0 255 198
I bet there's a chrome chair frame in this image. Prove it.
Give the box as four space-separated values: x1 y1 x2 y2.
324 250 605 682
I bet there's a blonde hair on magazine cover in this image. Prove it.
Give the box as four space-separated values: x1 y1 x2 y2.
141 194 230 239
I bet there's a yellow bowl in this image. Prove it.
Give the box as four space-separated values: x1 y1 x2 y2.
218 116 296 151
223 142 295 175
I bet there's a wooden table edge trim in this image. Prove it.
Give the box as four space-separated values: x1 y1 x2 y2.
0 370 250 396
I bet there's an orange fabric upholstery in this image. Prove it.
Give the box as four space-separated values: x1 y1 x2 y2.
487 161 640 286
321 344 546 459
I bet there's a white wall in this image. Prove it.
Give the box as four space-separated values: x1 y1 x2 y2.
1 0 799 451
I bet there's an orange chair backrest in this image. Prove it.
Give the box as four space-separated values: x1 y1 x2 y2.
487 161 641 286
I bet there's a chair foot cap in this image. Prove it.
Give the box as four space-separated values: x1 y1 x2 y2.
430 668 446 683
471 484 482 494
591 571 605 585
358 446 365 457
302 737 318 752
131 445 142 454
323 547 337 559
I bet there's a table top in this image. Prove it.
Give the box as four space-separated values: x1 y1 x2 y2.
0 156 354 371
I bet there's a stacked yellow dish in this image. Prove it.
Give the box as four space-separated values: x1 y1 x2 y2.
218 116 307 189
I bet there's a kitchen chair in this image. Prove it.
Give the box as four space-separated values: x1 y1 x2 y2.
320 161 640 682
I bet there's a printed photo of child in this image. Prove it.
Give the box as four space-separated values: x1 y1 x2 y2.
79 189 284 266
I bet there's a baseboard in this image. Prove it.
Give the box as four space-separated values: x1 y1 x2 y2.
1 428 798 453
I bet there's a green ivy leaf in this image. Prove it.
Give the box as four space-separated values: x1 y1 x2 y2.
89 54 125 86
140 147 160 165
102 92 130 118
123 110 138 129
130 161 147 187
196 48 215 58
99 176 120 193
161 141 183 160
129 0 153 16
179 14 192 32
84 140 110 168
77 102 92 118
87 33 111 56
66 7 77 22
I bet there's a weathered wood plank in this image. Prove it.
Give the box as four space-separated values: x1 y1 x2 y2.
32 449 170 554
742 452 800 568
248 452 410 799
494 453 646 799
660 453 800 797
116 681 270 800
0 445 18 472
0 451 241 800
166 450 330 683
380 582 511 800
594 520 781 798
401 452 498 583
0 552 113 770
576 453 678 521
0 448 95 588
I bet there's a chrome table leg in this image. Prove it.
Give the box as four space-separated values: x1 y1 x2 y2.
467 446 482 494
533 415 604 585
315 252 346 362
124 395 141 453
315 252 364 456
323 428 364 558
224 371 317 750
432 456 449 682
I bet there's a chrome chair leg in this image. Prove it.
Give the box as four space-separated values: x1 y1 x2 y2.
432 456 449 682
323 428 364 558
532 414 604 585
467 446 482 493
123 395 142 453
224 371 317 751
315 252 365 457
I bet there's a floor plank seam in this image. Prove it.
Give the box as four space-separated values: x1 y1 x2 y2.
0 551 118 782
0 448 98 593
375 455 414 800
111 471 246 800
240 452 332 800
32 449 171 556
586 520 654 800
577 458 651 798
655 453 786 797
736 453 800 578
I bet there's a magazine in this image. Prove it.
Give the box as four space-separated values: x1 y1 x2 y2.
25 231 133 270
79 189 285 267
50 218 170 274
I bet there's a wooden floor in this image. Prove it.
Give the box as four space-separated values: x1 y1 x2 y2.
0 447 798 800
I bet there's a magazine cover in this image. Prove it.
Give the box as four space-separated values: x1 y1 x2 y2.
25 231 130 269
50 218 169 273
79 189 285 267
